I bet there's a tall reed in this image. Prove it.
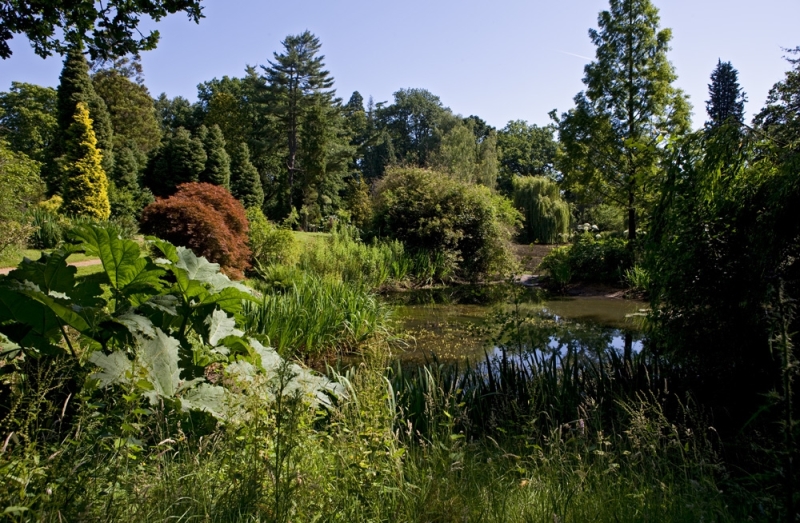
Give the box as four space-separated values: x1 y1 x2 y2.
243 274 392 358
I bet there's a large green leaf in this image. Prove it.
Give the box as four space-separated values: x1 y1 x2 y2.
71 225 165 298
140 294 179 316
181 383 226 418
147 237 180 264
6 245 80 295
89 351 133 387
138 328 181 399
174 247 220 283
205 310 241 347
12 280 92 333
0 286 63 354
115 312 157 339
199 286 255 314
0 333 21 357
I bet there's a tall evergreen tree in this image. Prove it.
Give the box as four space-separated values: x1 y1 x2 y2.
753 47 800 152
297 101 353 225
144 127 206 196
261 31 336 217
197 124 231 188
61 102 110 219
230 142 264 209
555 0 691 243
53 45 114 186
153 94 200 133
705 59 747 130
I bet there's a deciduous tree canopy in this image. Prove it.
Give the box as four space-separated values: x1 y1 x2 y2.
0 0 204 60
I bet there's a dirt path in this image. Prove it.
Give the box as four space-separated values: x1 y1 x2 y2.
511 243 558 273
0 258 101 276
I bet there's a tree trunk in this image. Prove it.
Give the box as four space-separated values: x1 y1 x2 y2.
628 187 636 243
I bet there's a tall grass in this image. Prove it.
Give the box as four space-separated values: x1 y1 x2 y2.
292 223 455 288
0 344 738 522
298 223 407 288
243 274 392 358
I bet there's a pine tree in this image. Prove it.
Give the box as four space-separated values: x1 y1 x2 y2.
230 143 264 209
198 124 231 188
53 45 114 185
61 102 110 219
706 60 747 130
261 31 336 216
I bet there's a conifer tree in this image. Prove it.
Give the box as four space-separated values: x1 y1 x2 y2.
61 102 110 219
705 60 747 130
555 0 691 243
53 45 114 184
198 124 231 188
230 143 264 209
261 31 336 216
93 56 162 156
144 127 206 196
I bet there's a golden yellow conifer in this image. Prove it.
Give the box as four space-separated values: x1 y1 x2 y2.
61 102 110 219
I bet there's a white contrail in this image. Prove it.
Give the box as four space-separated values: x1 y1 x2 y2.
559 50 593 61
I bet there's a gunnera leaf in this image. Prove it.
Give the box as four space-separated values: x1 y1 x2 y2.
205 309 242 347
181 383 226 418
138 328 181 399
71 225 165 298
89 351 133 387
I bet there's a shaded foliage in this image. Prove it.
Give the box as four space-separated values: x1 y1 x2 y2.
0 81 57 164
144 127 206 197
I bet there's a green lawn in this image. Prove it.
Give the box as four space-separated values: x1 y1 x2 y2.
0 248 98 268
293 230 328 247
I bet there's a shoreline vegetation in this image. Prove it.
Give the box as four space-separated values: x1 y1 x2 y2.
0 225 734 521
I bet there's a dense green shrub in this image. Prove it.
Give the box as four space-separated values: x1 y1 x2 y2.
540 233 631 285
372 167 520 279
0 140 43 253
512 175 569 244
538 246 572 287
141 182 251 279
247 206 300 269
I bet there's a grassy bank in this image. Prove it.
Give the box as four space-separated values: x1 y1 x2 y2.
0 226 765 521
0 344 736 522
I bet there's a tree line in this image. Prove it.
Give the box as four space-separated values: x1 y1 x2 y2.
0 31 564 233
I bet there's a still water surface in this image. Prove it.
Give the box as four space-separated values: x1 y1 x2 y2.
384 287 647 365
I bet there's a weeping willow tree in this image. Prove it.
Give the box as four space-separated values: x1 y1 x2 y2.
513 176 569 244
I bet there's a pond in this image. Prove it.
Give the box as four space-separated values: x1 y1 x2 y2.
383 285 648 366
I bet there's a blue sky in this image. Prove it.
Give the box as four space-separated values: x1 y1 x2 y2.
1 0 797 129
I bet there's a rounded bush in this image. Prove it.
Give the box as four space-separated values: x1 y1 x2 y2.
372 167 520 279
141 182 251 279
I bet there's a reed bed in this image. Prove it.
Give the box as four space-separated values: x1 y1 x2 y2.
243 274 392 357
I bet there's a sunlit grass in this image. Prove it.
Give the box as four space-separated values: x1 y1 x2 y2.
0 247 98 268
